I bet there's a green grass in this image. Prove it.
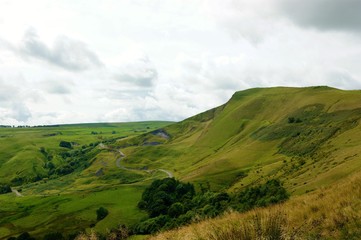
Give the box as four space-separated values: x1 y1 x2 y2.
0 185 147 238
114 87 361 194
3 86 361 238
0 121 172 184
0 121 172 239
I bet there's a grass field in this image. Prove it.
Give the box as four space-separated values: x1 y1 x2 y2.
0 121 171 183
117 87 361 195
2 86 361 239
0 121 172 239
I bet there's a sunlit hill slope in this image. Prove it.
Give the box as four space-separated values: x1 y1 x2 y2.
121 86 361 194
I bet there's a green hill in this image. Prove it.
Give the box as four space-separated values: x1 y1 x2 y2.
119 86 361 194
0 122 171 184
0 121 173 239
2 86 361 239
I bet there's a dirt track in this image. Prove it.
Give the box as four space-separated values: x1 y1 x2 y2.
115 149 173 178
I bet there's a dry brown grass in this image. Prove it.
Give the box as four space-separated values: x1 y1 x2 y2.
75 230 99 240
150 172 361 240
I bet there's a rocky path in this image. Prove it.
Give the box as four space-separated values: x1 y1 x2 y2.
11 187 23 197
115 149 173 178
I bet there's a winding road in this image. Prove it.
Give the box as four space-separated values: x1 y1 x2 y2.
115 149 173 178
158 169 173 178
11 187 23 197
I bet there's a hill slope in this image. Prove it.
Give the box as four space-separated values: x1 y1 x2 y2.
119 86 361 194
0 122 171 184
2 86 361 239
151 170 361 240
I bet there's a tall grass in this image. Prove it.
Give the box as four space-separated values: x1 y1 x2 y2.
205 210 286 240
150 171 361 240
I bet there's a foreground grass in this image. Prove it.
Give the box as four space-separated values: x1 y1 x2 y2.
150 171 361 240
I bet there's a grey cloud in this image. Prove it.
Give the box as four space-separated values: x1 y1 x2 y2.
0 83 17 102
105 88 150 100
115 69 157 87
177 55 244 91
327 70 361 89
0 79 32 122
0 37 16 52
114 57 157 87
43 81 72 94
20 29 103 71
11 102 32 122
278 0 361 33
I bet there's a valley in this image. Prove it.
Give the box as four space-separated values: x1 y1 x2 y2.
1 86 361 239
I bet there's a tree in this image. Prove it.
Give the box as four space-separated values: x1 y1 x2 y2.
168 202 184 218
0 184 11 194
96 207 109 221
43 232 64 240
59 141 72 149
237 179 289 211
139 178 195 218
15 232 35 240
288 117 295 123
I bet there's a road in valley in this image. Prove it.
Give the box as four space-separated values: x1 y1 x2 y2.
11 187 23 197
115 149 173 178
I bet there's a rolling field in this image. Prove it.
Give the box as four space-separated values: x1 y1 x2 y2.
0 122 171 183
117 87 361 195
0 121 172 239
2 86 361 239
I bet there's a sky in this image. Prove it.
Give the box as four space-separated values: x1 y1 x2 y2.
0 0 360 125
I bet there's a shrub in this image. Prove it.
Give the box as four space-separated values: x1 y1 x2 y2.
15 232 35 240
139 178 195 218
43 232 64 240
59 141 72 149
135 178 289 235
0 184 11 194
96 207 109 221
237 179 289 211
168 202 184 218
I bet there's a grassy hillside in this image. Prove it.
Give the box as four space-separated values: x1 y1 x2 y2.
151 169 361 240
0 122 171 184
0 121 173 239
3 86 361 239
118 86 361 195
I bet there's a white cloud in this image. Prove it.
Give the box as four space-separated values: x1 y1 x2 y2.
0 79 32 123
0 0 360 125
19 28 103 71
113 56 158 87
278 0 361 33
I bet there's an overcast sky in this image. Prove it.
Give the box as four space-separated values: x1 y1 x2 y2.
0 0 360 125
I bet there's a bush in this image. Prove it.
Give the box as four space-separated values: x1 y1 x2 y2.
134 215 170 234
0 184 11 194
14 232 35 240
168 202 184 218
59 141 72 149
96 207 109 221
134 178 289 235
237 179 289 211
43 232 64 240
139 178 195 218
